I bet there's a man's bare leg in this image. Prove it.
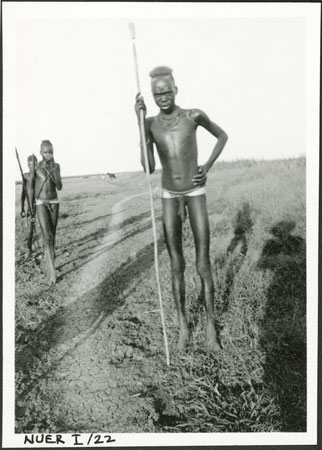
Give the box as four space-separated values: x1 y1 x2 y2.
24 218 34 260
162 198 190 351
37 205 57 284
50 204 59 259
45 245 56 284
187 195 220 353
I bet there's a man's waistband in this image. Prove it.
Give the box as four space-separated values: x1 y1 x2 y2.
36 198 59 206
162 186 206 199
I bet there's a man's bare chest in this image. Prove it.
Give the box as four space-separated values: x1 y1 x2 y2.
36 167 49 182
150 116 197 149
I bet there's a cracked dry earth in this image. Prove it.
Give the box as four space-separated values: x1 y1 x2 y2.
15 174 177 433
15 160 307 434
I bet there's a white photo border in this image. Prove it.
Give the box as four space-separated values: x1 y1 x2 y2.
2 1 320 448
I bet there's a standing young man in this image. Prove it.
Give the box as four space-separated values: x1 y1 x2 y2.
20 155 38 259
135 66 228 352
30 140 63 284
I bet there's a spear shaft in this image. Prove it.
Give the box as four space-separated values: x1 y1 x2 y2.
129 23 170 366
15 147 34 221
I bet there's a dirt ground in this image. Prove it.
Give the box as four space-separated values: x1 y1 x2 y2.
15 174 177 432
15 160 307 433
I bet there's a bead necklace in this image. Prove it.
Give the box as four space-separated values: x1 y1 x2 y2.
157 106 181 129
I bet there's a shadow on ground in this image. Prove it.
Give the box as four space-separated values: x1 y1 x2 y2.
190 202 254 333
222 202 254 312
211 202 253 317
257 219 306 431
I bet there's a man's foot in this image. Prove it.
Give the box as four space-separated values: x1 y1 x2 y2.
49 269 57 285
178 326 190 352
206 323 221 353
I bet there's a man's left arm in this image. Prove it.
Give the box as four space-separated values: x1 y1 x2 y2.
48 162 63 191
20 176 27 217
191 109 228 186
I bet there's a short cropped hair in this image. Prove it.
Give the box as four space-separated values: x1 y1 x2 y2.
41 140 53 149
149 66 175 84
27 155 38 162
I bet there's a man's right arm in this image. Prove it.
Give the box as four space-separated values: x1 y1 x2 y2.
135 95 155 174
29 158 37 217
27 184 36 218
20 176 26 217
21 175 35 218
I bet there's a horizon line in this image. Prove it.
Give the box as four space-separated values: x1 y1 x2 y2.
14 155 306 182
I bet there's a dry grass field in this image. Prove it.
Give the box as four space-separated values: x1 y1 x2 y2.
15 157 306 433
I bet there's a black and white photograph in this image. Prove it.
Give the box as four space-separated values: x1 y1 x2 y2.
2 2 320 447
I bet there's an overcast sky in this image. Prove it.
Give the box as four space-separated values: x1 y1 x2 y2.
3 2 318 177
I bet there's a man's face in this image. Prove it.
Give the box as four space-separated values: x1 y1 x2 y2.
27 157 37 170
152 77 177 113
41 145 54 162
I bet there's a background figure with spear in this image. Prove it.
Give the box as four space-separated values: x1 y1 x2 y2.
29 140 63 284
16 151 38 260
134 62 228 353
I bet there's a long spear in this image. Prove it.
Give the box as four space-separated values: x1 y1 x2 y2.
129 23 170 366
15 147 34 222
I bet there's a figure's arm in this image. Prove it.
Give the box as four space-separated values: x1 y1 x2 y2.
45 161 63 190
27 182 36 218
29 156 36 215
135 95 156 174
191 109 228 186
20 176 26 217
139 119 155 174
52 162 63 190
21 174 35 218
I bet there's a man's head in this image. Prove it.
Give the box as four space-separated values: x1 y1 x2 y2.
27 154 37 170
40 140 54 162
150 66 178 113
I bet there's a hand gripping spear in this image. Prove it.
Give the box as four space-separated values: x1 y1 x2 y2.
129 23 170 366
15 147 35 223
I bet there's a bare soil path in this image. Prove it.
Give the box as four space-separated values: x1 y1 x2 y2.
16 187 171 433
15 160 307 433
